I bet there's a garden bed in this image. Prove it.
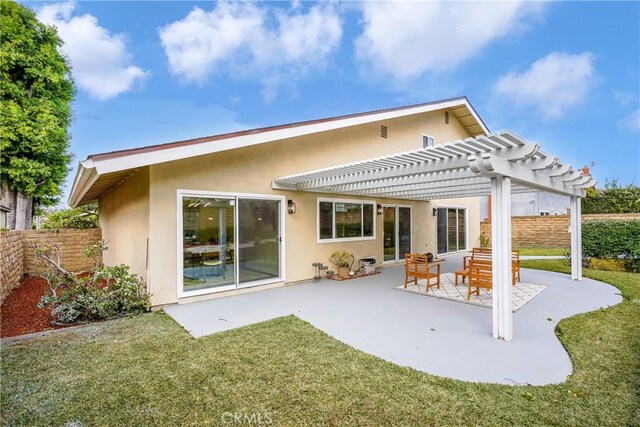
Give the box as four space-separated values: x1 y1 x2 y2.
0 276 75 338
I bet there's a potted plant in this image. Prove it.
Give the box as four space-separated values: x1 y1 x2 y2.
329 250 354 279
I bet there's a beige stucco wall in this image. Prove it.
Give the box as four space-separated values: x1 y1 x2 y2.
99 167 150 283
139 109 479 306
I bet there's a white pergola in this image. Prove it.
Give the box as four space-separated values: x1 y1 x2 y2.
273 131 595 341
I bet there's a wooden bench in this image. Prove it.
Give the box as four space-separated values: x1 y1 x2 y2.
467 259 493 300
404 253 441 292
454 247 520 286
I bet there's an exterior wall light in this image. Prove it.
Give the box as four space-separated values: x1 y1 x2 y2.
433 207 438 216
287 200 296 214
377 204 383 215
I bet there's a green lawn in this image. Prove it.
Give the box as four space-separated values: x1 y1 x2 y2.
514 246 568 256
1 262 638 426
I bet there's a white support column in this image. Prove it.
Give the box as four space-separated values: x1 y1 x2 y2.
490 176 513 341
570 196 583 280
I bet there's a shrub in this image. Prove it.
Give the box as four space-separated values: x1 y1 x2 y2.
582 181 640 214
478 233 491 248
41 203 98 229
582 219 640 272
589 258 628 272
329 250 354 268
34 240 150 324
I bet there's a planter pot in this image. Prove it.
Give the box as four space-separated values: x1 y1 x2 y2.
337 267 350 278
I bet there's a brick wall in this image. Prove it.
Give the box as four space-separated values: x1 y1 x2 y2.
22 229 103 275
1 231 24 302
0 228 102 303
480 213 640 248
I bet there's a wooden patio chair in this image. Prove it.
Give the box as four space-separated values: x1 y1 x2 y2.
467 259 493 300
455 247 520 286
404 253 441 292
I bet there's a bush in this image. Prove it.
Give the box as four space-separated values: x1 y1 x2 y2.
582 181 640 214
41 203 98 229
582 219 640 272
35 240 150 324
589 258 628 272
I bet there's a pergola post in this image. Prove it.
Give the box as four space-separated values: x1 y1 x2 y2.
570 196 583 280
490 175 513 341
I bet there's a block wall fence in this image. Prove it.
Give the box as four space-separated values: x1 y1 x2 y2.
480 213 640 248
0 228 102 303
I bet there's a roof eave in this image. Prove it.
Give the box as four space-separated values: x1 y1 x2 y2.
68 161 99 207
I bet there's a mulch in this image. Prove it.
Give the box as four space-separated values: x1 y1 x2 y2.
0 276 70 338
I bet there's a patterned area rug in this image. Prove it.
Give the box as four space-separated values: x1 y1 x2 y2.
395 272 547 312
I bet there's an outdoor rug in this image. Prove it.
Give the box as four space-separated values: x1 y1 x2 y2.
395 272 547 312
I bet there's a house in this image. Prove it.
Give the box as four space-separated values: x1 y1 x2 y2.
69 97 489 307
480 192 571 219
68 95 592 339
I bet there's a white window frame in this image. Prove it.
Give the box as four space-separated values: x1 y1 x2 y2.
422 134 434 148
435 206 469 255
316 197 376 243
177 189 286 299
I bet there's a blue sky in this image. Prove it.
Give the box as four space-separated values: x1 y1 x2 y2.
25 1 640 203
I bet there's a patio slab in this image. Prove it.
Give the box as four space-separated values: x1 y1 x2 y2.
396 272 547 311
164 263 622 385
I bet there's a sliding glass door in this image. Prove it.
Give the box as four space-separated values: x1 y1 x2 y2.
383 205 412 262
181 196 236 292
238 199 281 284
436 207 467 254
179 191 283 297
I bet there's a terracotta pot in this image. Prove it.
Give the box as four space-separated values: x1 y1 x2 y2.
338 267 350 278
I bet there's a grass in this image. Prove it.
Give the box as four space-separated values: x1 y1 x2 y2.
514 246 568 256
1 262 638 426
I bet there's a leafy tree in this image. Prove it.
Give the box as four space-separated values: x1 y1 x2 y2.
582 180 640 214
41 202 98 229
0 1 75 229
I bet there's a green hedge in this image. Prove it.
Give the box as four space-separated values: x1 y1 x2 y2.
582 219 640 271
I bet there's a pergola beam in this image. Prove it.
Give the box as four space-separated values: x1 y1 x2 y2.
279 141 540 191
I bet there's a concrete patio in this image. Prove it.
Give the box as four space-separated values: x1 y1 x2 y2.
164 255 622 386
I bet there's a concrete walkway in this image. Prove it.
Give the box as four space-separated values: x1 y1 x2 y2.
164 260 622 386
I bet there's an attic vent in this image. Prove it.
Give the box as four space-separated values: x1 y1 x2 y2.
445 111 449 124
422 134 434 148
380 125 388 139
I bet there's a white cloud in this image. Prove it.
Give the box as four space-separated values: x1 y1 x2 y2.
619 109 640 132
159 1 342 100
37 1 147 100
355 1 545 85
493 52 596 119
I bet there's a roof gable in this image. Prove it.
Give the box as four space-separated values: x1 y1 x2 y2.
69 97 488 206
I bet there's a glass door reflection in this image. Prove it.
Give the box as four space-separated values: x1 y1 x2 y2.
238 199 281 284
182 197 235 293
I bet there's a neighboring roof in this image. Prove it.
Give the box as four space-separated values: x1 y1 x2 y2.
273 131 595 199
69 96 488 206
0 204 10 212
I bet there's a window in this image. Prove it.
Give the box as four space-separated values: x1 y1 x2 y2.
0 208 7 229
436 207 467 254
422 134 434 148
540 211 550 216
318 198 375 242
